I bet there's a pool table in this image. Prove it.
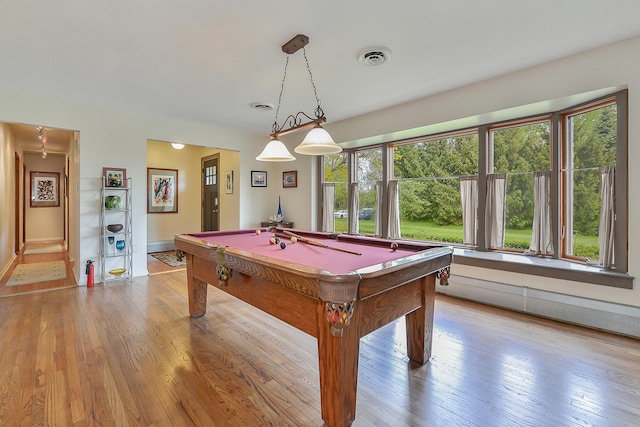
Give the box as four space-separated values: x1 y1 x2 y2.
174 228 452 427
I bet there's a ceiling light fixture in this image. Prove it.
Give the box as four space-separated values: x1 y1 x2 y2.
171 143 185 150
41 144 47 159
257 34 342 162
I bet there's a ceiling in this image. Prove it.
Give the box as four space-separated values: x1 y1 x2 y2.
3 1 640 153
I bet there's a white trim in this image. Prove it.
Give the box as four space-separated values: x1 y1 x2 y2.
439 275 640 338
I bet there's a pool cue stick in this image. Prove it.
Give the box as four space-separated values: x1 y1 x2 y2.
281 230 362 256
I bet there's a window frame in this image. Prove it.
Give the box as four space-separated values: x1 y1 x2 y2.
319 90 630 286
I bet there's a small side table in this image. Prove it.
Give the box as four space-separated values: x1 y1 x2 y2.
261 221 294 229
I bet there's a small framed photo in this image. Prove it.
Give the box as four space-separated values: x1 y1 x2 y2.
251 171 267 187
102 167 127 188
283 170 297 188
147 168 178 213
225 170 234 194
30 171 60 207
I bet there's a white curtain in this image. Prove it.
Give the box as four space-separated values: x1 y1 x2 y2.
322 183 335 232
485 173 507 248
375 181 384 236
459 176 478 245
598 166 615 268
529 171 554 255
349 182 359 235
388 180 401 239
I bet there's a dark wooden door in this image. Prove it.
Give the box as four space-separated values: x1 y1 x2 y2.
202 156 219 231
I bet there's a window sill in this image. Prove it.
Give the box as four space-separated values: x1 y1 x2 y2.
452 248 634 289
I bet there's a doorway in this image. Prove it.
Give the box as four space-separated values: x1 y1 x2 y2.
201 154 220 232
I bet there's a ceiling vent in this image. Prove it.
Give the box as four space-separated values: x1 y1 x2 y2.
251 102 274 111
358 47 392 66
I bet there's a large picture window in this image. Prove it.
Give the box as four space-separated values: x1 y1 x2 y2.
320 90 628 280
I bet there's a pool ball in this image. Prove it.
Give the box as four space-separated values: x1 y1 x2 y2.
390 242 399 251
290 236 297 244
280 242 287 249
255 229 261 235
274 237 280 244
269 237 276 245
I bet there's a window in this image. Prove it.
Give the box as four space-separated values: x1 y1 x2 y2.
489 119 551 251
320 90 628 280
323 152 348 232
561 101 617 263
393 132 478 243
355 148 382 235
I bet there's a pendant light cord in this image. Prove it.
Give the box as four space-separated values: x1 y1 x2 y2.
303 46 323 117
272 56 289 134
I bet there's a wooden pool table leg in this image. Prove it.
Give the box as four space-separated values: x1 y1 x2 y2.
316 300 360 427
186 254 208 317
405 274 436 364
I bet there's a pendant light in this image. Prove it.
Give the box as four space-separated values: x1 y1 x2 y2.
257 34 342 162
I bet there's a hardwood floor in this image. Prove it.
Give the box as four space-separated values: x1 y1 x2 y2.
0 270 639 426
0 241 76 297
0 245 184 297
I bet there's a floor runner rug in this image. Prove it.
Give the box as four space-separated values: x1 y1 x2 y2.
151 251 186 267
24 243 63 255
6 261 67 286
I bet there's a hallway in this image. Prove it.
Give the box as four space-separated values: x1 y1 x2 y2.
0 242 186 298
0 241 76 298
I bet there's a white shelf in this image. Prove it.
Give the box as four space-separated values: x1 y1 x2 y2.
99 177 133 283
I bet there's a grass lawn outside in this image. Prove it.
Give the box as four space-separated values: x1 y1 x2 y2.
334 218 599 259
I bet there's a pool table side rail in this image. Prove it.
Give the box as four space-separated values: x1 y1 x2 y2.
175 233 453 304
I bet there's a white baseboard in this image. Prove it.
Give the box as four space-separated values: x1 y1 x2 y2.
438 275 640 339
147 240 175 254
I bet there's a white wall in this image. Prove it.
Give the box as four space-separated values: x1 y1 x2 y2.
0 86 264 284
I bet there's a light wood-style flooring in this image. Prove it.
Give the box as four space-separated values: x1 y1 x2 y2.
0 241 76 297
0 266 639 426
0 244 184 297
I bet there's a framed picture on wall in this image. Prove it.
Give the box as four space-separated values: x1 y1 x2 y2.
30 171 60 207
225 170 234 194
283 170 297 188
251 170 267 187
102 167 127 188
147 168 178 213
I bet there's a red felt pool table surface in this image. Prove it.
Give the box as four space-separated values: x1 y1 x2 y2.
186 228 418 275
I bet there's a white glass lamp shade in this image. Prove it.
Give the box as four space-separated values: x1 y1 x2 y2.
171 143 185 149
256 138 296 162
294 125 342 155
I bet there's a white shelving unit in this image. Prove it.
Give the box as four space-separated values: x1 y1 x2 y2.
100 177 133 282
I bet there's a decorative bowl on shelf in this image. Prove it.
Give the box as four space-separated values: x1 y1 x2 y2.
105 195 122 210
107 224 123 233
108 268 127 277
268 214 283 223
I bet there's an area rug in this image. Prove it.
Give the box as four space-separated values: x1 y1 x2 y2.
23 243 63 255
151 251 186 267
5 261 67 286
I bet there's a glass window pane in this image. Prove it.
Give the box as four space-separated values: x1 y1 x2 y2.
563 104 616 261
393 134 478 244
491 121 550 250
356 148 382 235
324 152 348 233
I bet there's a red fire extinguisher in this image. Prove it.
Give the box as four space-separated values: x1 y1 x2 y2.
85 260 94 287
